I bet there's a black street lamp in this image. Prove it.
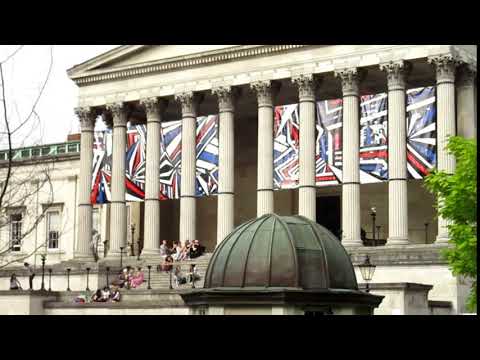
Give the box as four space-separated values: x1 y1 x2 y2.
66 268 71 292
86 267 91 291
147 265 152 290
359 255 376 293
120 247 124 269
191 264 196 289
48 269 52 292
106 266 110 286
40 254 46 291
376 225 381 243
130 224 136 257
370 207 377 241
424 222 429 244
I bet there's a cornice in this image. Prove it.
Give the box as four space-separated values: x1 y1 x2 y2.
70 45 308 87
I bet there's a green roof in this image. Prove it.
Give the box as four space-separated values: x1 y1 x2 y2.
204 214 358 291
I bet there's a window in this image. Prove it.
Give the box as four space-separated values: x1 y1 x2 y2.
67 143 78 153
46 211 60 249
10 213 22 252
41 147 51 156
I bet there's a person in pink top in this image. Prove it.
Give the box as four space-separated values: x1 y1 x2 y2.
129 267 145 288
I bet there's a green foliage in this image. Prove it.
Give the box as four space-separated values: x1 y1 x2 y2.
424 136 477 312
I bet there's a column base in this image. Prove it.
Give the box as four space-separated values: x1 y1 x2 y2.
140 248 161 256
386 237 409 246
435 235 450 244
73 253 95 262
105 250 122 258
342 240 364 248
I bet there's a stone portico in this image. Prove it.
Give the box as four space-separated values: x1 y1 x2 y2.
0 45 476 315
69 45 476 260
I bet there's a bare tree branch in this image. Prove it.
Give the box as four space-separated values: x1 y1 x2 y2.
0 46 24 64
0 63 13 209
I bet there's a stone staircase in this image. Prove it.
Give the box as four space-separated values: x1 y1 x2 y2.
96 252 212 291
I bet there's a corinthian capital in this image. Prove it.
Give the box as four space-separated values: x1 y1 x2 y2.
380 60 412 90
175 91 202 117
292 74 319 101
75 107 97 131
334 68 365 96
212 86 240 112
140 97 168 121
106 102 128 126
456 63 477 87
428 54 461 83
250 80 280 107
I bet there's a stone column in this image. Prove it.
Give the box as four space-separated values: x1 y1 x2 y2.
381 61 411 245
428 55 459 243
176 92 201 245
293 74 317 221
456 64 477 139
74 107 96 260
213 86 238 244
140 97 167 255
106 103 128 256
335 68 363 247
251 80 279 217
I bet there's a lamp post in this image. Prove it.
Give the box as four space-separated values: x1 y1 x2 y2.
130 223 136 257
86 267 91 291
147 265 152 290
358 255 376 293
48 269 52 292
120 247 124 269
424 222 429 244
370 207 377 242
40 254 46 291
106 266 110 286
66 268 71 292
376 225 381 244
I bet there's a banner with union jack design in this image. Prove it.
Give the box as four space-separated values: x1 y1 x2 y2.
406 86 437 179
359 93 389 183
273 87 436 190
91 115 219 204
273 104 300 189
316 99 343 186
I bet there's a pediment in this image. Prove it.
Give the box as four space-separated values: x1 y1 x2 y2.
68 45 243 79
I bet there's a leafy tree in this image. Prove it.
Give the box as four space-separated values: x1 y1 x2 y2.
424 136 477 312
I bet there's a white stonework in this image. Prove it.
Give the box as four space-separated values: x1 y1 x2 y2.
0 45 476 315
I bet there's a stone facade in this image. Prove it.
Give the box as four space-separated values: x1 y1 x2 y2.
0 45 476 315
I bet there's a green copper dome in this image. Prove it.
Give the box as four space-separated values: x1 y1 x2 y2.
204 214 358 290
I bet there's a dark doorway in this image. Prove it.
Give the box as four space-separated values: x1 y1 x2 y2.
316 196 341 239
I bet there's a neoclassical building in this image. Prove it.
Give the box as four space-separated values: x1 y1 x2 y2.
0 45 476 315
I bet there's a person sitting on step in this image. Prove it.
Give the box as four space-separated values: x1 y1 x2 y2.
160 255 174 272
189 240 205 259
129 267 145 289
110 285 121 302
10 274 22 290
160 240 170 258
173 266 187 287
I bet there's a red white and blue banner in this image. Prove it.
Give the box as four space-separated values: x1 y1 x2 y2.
359 93 389 183
91 87 436 201
273 104 300 189
91 115 219 204
316 99 343 186
406 87 437 179
273 86 437 190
